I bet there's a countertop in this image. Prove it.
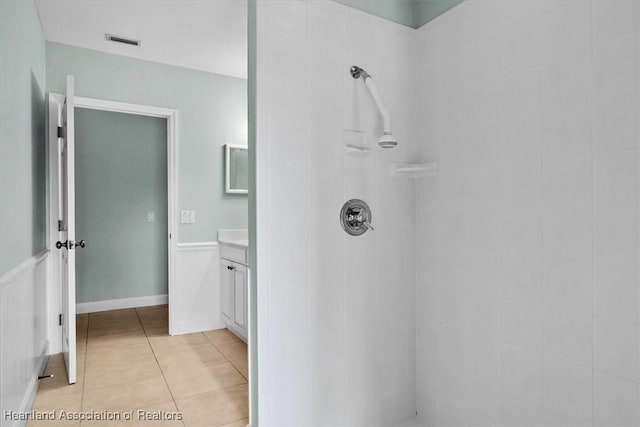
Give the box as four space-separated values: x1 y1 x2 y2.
218 238 249 248
218 229 248 248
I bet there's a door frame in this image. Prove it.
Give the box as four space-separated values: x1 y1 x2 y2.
47 93 179 335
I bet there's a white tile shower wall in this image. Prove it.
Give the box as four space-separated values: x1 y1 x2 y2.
256 1 418 425
416 1 640 426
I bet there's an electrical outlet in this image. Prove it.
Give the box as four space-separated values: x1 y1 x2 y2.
147 212 155 222
181 210 196 224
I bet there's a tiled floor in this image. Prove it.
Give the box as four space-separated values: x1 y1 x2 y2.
28 305 248 427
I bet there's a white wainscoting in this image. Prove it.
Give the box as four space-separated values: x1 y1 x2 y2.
76 294 168 314
170 241 224 335
0 251 50 427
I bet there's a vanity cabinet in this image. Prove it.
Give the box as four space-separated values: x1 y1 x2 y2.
220 244 248 341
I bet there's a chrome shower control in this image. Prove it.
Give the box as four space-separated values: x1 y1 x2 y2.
340 199 373 236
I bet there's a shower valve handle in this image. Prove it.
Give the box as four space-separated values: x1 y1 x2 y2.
340 199 374 236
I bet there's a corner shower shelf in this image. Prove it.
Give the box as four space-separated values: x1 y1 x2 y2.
391 162 438 178
344 144 371 154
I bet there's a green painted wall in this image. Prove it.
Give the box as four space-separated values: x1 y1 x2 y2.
75 109 167 303
333 0 416 27
46 42 248 244
415 0 465 28
332 0 464 28
0 1 47 275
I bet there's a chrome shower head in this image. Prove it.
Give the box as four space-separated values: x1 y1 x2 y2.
351 65 397 149
378 132 398 148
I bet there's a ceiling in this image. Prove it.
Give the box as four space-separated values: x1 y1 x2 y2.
34 0 248 79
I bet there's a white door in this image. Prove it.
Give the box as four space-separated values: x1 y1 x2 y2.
58 75 78 384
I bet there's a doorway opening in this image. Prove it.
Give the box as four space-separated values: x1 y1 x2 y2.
74 108 169 314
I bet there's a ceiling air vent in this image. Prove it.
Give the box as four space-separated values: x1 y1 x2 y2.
105 34 141 47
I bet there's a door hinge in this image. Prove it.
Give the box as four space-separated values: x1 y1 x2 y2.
57 126 65 138
58 314 62 326
58 220 63 231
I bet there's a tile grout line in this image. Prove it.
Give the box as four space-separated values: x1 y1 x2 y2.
170 328 248 426
203 331 250 381
77 309 248 427
134 307 186 427
139 311 247 425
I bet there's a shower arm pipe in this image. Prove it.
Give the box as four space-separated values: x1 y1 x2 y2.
350 66 392 135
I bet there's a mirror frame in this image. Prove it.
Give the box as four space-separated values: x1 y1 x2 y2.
224 143 248 194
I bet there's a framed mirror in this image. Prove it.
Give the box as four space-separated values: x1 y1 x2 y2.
225 144 248 194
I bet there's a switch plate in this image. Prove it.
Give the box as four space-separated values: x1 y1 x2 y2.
181 210 196 224
147 212 155 222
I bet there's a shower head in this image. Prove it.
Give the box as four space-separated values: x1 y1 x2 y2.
378 132 398 149
351 65 397 149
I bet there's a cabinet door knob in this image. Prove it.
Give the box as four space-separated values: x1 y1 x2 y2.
227 266 235 271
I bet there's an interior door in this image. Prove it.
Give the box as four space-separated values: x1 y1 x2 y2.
58 75 77 384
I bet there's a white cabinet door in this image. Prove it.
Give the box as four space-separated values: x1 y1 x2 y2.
220 259 234 322
232 265 247 332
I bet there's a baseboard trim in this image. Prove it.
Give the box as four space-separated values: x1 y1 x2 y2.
224 321 247 343
76 294 168 314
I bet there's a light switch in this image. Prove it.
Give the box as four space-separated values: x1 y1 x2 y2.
147 212 155 222
181 210 196 224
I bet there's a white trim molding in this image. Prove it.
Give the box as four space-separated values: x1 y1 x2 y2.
17 343 49 427
73 96 178 119
176 241 219 250
0 251 49 427
76 294 168 314
0 251 49 290
173 242 224 335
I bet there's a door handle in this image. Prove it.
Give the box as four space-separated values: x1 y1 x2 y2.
55 240 86 249
227 265 235 271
